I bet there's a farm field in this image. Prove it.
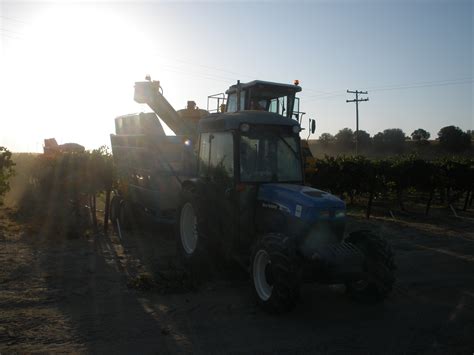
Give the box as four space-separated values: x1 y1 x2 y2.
1 201 473 354
2 1 472 353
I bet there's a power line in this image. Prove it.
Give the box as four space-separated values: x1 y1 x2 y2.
346 89 369 155
0 16 328 95
157 64 231 84
0 15 29 25
149 51 261 82
0 33 23 41
369 78 473 92
304 77 473 103
0 28 25 37
159 54 255 80
159 55 333 96
304 92 346 102
366 76 473 91
147 52 338 96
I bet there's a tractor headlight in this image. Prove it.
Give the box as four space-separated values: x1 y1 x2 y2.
240 123 250 133
335 210 346 218
292 125 301 134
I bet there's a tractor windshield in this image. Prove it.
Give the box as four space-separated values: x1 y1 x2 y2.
239 126 303 183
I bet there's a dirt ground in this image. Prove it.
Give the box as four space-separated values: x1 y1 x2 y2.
1 204 474 354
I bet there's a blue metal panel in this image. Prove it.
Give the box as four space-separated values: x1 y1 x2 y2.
257 183 346 223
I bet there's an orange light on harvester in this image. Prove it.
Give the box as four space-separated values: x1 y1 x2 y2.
236 183 247 192
294 80 300 86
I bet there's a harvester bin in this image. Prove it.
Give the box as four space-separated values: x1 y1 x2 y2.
110 112 195 220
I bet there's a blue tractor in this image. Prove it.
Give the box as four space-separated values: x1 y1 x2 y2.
110 78 396 313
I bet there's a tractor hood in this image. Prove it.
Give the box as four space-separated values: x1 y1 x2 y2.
257 184 345 222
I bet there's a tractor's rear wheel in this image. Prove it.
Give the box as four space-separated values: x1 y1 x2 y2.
345 230 396 303
251 233 300 313
109 195 120 227
118 200 133 231
176 189 209 274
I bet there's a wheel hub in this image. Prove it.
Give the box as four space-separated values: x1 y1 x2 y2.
264 264 274 286
352 278 369 291
180 202 198 255
253 249 273 301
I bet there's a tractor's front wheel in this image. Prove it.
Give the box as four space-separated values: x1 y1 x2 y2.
345 230 396 303
251 233 300 313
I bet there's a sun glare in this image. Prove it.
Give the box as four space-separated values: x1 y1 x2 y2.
3 5 155 151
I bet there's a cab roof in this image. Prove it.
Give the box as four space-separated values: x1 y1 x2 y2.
226 80 302 95
198 111 299 132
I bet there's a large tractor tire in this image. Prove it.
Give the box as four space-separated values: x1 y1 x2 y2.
345 230 396 303
109 195 120 226
251 233 301 314
118 200 133 231
176 189 209 273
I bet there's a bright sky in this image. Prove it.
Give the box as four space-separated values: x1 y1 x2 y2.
1 0 472 152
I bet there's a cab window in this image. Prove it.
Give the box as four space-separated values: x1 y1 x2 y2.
227 94 237 112
198 133 210 177
227 93 245 113
199 132 234 180
268 96 288 116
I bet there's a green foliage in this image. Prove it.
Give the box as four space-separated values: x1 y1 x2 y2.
436 156 474 192
0 147 15 203
355 130 372 150
318 133 335 147
88 146 115 192
335 128 354 150
467 130 474 141
30 147 113 199
411 128 430 142
373 128 406 153
438 125 471 152
309 154 474 217
20 147 115 231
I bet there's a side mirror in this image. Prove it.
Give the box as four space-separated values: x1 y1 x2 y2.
311 119 316 134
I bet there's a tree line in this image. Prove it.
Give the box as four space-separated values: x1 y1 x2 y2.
318 125 473 154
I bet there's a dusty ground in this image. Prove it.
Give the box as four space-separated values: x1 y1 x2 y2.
1 204 474 354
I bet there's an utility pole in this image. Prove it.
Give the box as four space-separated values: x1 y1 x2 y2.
346 90 369 154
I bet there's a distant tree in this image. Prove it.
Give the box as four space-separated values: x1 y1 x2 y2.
411 128 431 141
335 128 354 150
373 132 385 150
354 130 372 150
411 128 431 146
467 130 474 141
438 126 471 152
372 128 406 153
318 133 335 147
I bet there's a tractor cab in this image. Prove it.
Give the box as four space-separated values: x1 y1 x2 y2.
207 80 316 175
194 110 306 258
197 111 304 185
208 80 304 123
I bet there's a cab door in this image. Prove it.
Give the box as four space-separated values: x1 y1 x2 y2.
197 132 238 258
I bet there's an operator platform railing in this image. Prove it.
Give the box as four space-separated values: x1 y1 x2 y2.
207 93 227 113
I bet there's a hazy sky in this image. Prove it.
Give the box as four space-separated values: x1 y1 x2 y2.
1 0 472 152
